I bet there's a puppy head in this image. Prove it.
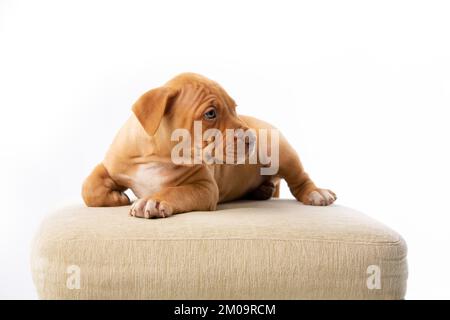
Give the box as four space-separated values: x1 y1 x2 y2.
133 73 254 162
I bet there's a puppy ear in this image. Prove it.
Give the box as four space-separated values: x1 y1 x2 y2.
132 87 178 136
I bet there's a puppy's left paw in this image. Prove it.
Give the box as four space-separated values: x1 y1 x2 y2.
301 188 336 206
129 198 174 219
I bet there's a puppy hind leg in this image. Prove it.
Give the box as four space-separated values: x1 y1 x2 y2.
278 138 336 206
273 180 280 198
246 177 280 200
82 163 130 207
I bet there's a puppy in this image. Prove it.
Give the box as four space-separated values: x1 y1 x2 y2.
82 73 336 218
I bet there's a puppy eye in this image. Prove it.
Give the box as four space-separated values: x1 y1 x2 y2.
203 107 217 120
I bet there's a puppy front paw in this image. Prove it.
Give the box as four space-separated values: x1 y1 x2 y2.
300 188 336 206
129 198 174 219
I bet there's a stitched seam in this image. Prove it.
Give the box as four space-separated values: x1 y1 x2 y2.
43 237 405 247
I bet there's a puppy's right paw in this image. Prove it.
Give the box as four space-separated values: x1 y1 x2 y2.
129 198 173 219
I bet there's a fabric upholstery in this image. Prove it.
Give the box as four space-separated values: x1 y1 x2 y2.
31 199 407 299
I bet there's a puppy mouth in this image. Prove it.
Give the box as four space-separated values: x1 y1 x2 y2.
246 136 257 158
224 136 256 164
173 123 257 165
191 139 255 165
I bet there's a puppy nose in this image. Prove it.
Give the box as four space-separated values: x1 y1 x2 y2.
234 128 255 146
233 127 250 138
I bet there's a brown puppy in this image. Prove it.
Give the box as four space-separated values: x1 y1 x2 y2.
82 73 336 218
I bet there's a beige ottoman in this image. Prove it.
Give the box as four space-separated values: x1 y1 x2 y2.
31 199 407 299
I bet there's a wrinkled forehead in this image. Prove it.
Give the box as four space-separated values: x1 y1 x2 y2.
166 75 236 109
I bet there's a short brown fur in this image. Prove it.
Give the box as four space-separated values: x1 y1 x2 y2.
82 73 336 218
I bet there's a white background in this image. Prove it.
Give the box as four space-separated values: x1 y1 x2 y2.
1 0 449 299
